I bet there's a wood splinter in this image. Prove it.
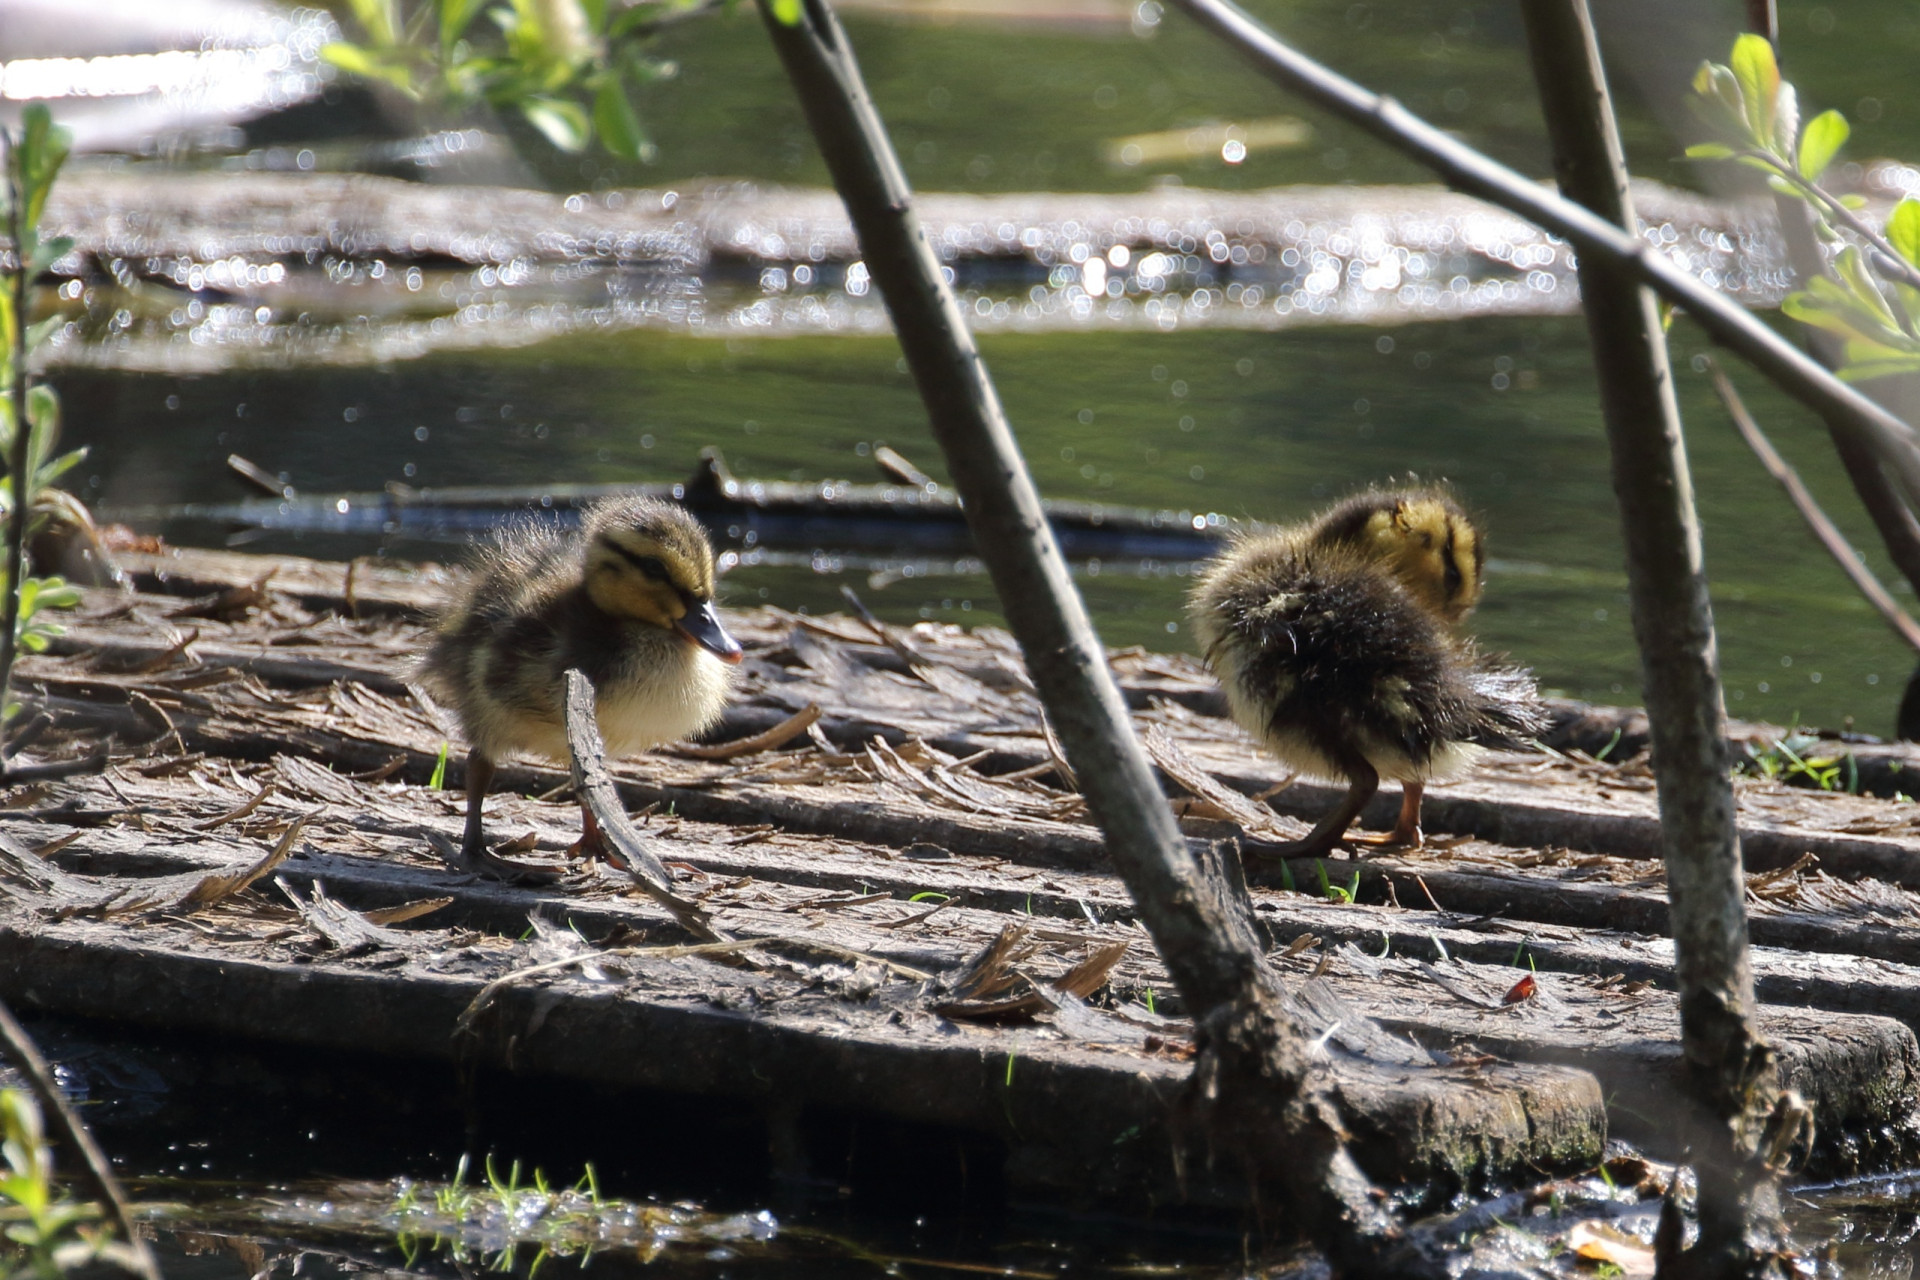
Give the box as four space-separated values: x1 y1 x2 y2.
563 668 726 943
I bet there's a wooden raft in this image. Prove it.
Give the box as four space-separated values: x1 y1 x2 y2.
0 545 1917 1207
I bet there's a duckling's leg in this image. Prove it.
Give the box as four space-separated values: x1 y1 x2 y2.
568 802 614 864
1349 781 1425 849
1267 757 1379 858
460 749 496 861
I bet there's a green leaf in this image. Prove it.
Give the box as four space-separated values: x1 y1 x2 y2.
1839 342 1920 380
771 0 802 24
320 42 418 95
30 580 79 610
591 77 646 159
519 96 590 151
1772 81 1798 158
1798 108 1849 181
35 447 86 488
24 383 57 436
440 0 493 51
344 0 399 45
1684 142 1736 160
14 104 72 234
1841 193 1869 209
1766 174 1799 196
1889 199 1920 269
1836 244 1899 326
1729 34 1780 143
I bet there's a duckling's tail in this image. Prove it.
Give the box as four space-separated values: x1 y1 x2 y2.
1461 658 1549 752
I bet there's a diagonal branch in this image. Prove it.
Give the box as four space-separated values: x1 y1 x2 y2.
1708 359 1920 652
1162 0 1920 519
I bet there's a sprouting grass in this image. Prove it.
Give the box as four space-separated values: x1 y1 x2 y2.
1739 727 1853 792
429 741 450 790
254 1156 779 1274
1591 727 1624 762
1313 860 1359 904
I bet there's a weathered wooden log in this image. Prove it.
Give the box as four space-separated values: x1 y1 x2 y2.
9 755 1919 1179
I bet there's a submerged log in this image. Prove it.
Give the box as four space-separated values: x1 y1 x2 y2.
128 449 1224 563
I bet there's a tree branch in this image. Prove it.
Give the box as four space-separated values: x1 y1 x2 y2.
1162 0 1920 520
1708 359 1920 652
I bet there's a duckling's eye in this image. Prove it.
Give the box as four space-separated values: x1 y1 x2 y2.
606 540 672 582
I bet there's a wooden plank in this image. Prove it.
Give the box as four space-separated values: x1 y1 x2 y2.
15 775 1918 1178
0 908 1602 1213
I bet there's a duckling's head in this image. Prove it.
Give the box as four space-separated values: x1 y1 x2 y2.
1310 485 1485 624
582 498 743 664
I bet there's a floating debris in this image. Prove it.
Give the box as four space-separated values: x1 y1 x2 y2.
38 172 1791 371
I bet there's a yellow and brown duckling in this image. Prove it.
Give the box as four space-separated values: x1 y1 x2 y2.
417 496 742 867
1188 483 1543 857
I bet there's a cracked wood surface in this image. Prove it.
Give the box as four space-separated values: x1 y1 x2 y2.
4 545 1920 1197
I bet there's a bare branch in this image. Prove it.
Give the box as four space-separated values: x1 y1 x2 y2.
1709 359 1920 652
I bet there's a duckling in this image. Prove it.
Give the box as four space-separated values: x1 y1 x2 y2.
417 496 743 868
1189 484 1543 857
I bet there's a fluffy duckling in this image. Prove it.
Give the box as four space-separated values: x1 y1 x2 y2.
1189 485 1543 857
418 496 742 866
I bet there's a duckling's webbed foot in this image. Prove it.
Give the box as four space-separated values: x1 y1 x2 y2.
453 750 563 884
1347 781 1425 850
566 803 616 864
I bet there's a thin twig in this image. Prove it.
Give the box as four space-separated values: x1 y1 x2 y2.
1755 155 1920 298
1709 358 1920 652
0 998 163 1280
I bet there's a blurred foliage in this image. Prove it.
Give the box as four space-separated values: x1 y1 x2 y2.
2 106 87 710
323 0 725 158
0 1091 125 1280
1689 34 1920 383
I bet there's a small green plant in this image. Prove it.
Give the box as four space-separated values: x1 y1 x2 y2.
323 0 717 159
1739 728 1850 791
1312 859 1359 904
1 106 86 734
331 1157 779 1272
429 741 451 789
1688 35 1920 383
0 1090 126 1280
1591 727 1623 762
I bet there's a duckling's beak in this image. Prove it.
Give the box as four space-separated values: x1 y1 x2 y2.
677 601 744 664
